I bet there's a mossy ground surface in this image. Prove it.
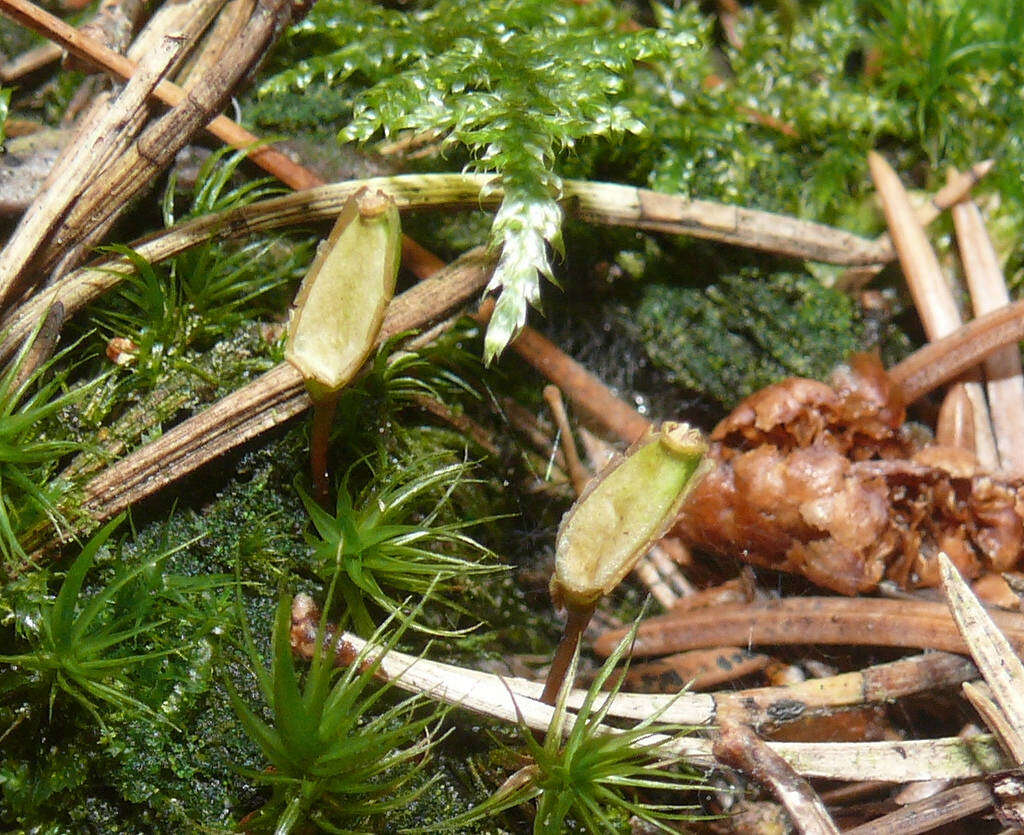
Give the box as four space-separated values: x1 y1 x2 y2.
1 0 1023 830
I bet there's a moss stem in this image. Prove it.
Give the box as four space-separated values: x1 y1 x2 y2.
310 394 338 508
541 602 596 706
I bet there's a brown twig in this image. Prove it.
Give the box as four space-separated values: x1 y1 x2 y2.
622 646 770 692
0 0 318 191
714 719 840 835
594 596 1024 658
843 781 993 835
475 299 652 444
542 385 590 495
0 33 181 307
889 298 1024 405
836 160 994 290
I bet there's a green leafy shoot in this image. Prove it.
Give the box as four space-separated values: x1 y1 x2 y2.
91 146 308 385
330 330 486 455
262 0 670 359
0 319 93 569
298 452 502 637
227 591 446 834
0 515 188 724
0 87 11 148
869 0 1021 159
162 144 284 224
437 624 709 833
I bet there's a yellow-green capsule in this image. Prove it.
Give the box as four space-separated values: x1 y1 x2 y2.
285 189 401 400
551 422 708 610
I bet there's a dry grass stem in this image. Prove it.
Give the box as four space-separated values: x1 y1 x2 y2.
869 151 998 468
172 0 250 84
44 0 290 284
0 41 61 81
952 194 1024 473
939 552 1024 763
0 173 884 366
0 0 320 191
0 34 178 308
714 719 840 835
289 596 1009 782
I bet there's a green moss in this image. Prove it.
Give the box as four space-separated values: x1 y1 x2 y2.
633 270 909 409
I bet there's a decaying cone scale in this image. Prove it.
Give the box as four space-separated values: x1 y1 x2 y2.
285 188 401 399
552 422 708 609
676 354 1024 595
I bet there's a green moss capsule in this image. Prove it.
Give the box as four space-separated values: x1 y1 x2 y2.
285 188 401 400
552 422 708 610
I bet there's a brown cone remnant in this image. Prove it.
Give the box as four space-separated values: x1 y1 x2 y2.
677 354 1024 594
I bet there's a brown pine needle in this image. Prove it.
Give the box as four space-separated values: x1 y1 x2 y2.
869 151 998 468
952 194 1024 473
939 553 1024 763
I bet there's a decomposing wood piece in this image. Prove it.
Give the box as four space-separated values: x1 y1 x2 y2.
69 249 495 534
594 596 1024 658
0 34 181 308
842 781 994 835
714 719 840 835
952 192 1024 473
869 151 998 469
677 354 1024 593
0 0 321 192
289 595 1010 782
40 0 294 285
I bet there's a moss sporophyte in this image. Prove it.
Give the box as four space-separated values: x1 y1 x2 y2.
285 189 401 506
541 423 707 704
